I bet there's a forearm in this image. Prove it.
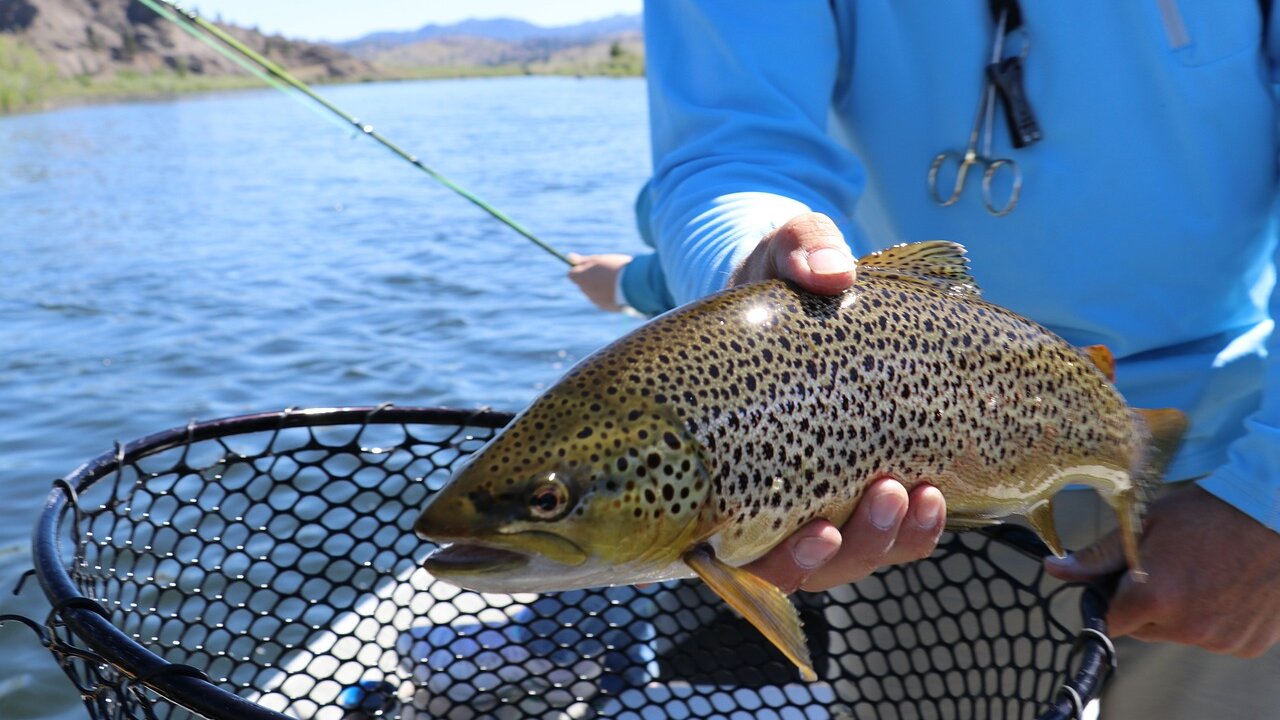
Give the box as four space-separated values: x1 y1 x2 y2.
643 0 864 305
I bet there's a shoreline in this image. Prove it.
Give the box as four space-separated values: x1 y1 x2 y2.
2 66 644 118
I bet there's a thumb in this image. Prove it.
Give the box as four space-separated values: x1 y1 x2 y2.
771 213 856 295
731 212 855 293
1044 528 1128 582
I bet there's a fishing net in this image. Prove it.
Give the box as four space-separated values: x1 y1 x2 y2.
16 406 1113 720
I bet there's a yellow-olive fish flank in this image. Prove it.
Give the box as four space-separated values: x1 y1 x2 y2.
415 241 1187 682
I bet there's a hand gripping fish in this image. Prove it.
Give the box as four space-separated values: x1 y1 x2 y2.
414 241 1186 681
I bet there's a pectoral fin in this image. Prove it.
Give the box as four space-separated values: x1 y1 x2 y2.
683 545 816 682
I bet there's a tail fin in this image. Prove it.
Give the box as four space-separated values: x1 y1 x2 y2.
1111 408 1189 580
1134 408 1189 483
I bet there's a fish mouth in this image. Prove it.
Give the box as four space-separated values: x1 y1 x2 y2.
425 543 531 575
423 531 588 578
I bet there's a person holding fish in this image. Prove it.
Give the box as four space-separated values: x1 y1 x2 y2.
561 1 1280 716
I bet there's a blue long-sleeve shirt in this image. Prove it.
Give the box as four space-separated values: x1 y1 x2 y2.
625 0 1280 531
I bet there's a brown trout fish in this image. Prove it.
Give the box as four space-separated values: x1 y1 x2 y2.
415 241 1186 681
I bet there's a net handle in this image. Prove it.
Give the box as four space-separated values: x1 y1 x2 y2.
976 525 1117 720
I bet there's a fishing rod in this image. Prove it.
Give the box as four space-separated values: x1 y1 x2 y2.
136 0 575 267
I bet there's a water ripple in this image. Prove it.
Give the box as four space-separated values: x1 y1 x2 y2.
0 76 649 719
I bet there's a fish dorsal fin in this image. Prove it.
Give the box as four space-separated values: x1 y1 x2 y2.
857 241 980 295
1081 344 1117 382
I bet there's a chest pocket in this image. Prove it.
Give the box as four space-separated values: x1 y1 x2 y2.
1155 0 1261 66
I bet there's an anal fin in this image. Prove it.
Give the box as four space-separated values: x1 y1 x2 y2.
683 545 815 682
1023 500 1065 558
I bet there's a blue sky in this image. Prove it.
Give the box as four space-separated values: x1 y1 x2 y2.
190 1 643 42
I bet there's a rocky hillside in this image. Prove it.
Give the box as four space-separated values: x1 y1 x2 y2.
0 3 643 114
0 0 376 80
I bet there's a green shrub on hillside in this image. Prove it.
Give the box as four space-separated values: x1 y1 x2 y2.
0 35 57 113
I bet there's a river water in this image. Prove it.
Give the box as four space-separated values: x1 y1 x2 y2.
0 76 650 719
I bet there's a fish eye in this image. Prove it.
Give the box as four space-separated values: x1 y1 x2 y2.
528 474 571 520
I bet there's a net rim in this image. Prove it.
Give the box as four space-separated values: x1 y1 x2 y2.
30 405 1115 720
33 406 513 720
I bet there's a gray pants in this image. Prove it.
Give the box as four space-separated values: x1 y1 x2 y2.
1051 488 1280 718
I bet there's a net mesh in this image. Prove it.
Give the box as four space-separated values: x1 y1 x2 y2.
30 407 1110 720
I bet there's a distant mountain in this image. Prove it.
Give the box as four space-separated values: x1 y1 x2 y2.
340 14 642 56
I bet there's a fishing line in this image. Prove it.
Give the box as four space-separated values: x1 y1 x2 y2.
136 0 575 267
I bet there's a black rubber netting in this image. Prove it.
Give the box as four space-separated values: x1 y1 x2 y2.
20 406 1113 720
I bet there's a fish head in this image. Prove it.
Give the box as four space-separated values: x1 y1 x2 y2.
414 397 711 593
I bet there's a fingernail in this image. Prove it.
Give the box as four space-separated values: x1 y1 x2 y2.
794 537 838 569
807 247 853 276
870 492 901 530
913 498 942 530
1044 554 1077 571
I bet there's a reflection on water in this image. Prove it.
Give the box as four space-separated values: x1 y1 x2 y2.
0 76 650 719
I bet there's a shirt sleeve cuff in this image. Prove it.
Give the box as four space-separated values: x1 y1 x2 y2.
618 252 677 316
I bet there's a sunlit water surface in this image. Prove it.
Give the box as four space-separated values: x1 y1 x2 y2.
0 76 651 719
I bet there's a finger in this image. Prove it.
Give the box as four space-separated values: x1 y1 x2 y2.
770 213 855 294
800 478 910 592
745 519 842 594
1125 623 1166 643
1104 573 1146 637
1104 570 1173 639
567 252 584 265
882 484 946 565
1043 528 1128 583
